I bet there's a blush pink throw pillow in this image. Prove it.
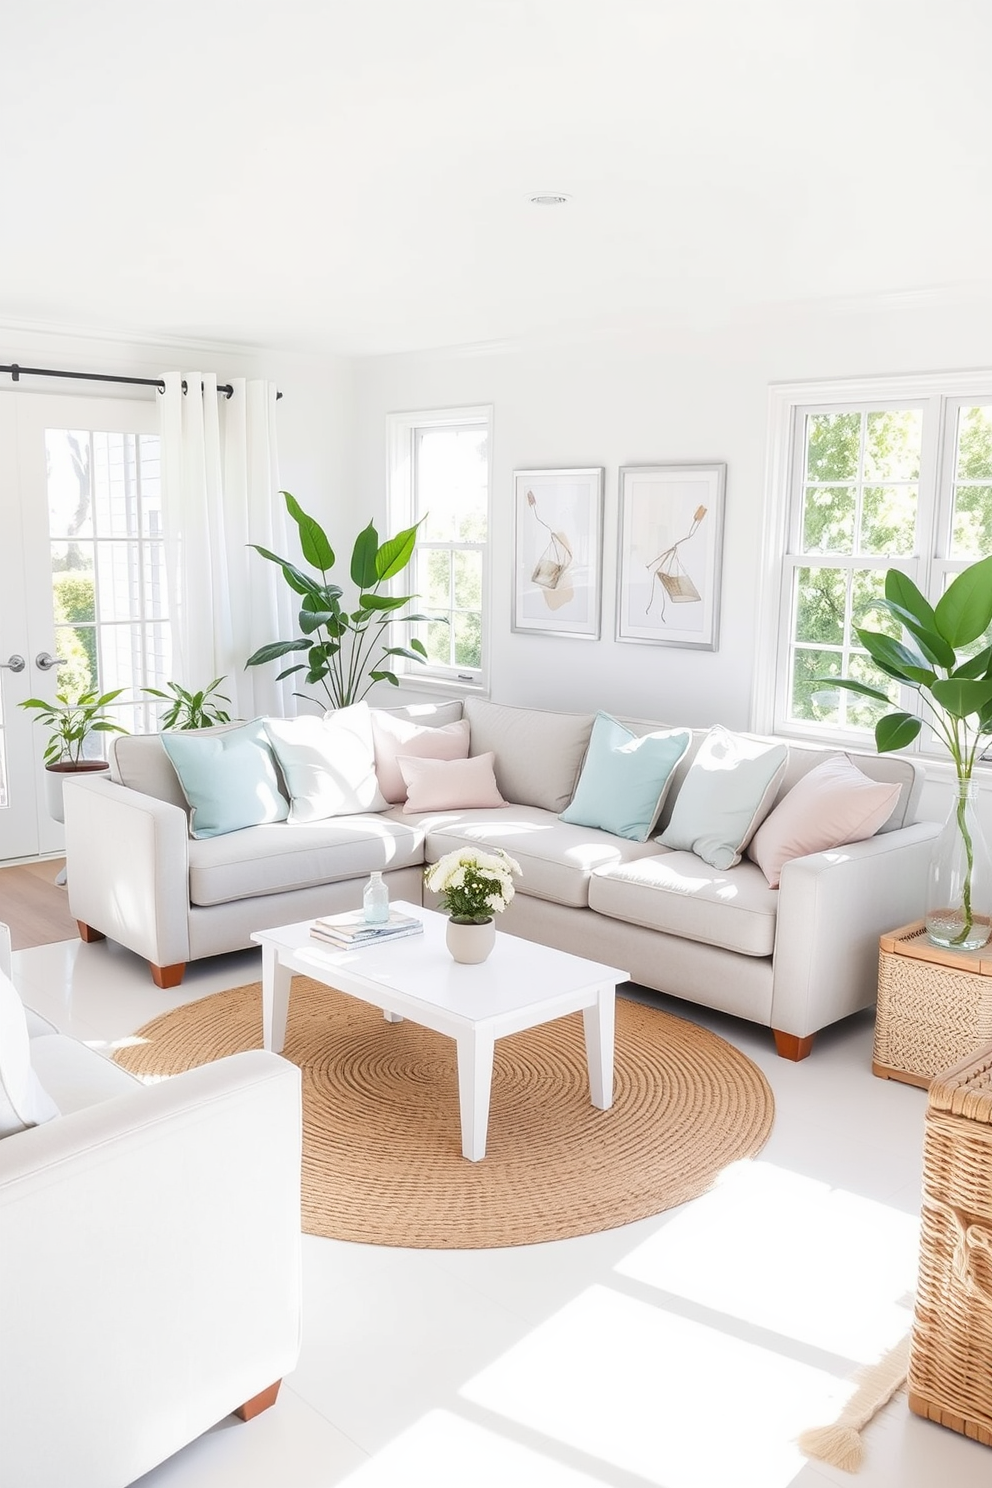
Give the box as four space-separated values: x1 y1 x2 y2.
747 754 901 888
370 713 471 803
398 752 508 813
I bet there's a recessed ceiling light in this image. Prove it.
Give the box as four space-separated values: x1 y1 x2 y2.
528 193 571 206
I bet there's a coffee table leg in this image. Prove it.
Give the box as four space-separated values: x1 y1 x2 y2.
261 944 292 1054
456 1028 495 1161
583 984 616 1109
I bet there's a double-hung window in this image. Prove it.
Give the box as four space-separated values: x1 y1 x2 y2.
386 406 491 689
761 374 992 758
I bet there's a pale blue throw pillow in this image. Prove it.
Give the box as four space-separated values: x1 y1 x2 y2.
559 712 692 842
161 720 290 839
657 726 788 869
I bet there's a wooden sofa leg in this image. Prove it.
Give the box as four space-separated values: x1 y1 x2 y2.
76 921 105 943
150 961 186 989
234 1381 281 1421
773 1029 816 1061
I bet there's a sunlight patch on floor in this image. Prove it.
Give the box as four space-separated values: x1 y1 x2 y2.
614 1160 919 1361
458 1283 847 1488
336 1408 609 1487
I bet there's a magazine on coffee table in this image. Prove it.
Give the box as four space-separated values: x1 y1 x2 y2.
310 907 424 948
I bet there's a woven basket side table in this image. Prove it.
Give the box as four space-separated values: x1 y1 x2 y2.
873 922 992 1089
909 1042 992 1446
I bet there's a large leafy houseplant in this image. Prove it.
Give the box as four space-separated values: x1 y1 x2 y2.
246 492 434 708
828 555 992 947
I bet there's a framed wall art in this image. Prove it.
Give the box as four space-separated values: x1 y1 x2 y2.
512 467 604 639
616 463 726 650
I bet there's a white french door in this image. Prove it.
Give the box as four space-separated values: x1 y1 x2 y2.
0 391 165 862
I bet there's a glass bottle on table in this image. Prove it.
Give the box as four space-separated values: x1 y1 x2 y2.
363 871 389 925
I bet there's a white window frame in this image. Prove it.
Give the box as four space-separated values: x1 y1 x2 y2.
754 371 992 763
386 405 492 694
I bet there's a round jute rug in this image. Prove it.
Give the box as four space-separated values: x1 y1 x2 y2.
114 978 774 1249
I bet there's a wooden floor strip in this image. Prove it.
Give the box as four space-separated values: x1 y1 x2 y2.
0 860 78 950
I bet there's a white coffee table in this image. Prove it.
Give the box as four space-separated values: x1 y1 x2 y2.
251 902 628 1161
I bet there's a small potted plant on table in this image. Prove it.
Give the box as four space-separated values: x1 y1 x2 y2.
425 847 522 964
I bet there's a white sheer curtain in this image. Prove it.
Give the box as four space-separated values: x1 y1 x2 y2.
160 372 296 720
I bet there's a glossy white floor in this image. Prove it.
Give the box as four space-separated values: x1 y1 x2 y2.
12 933 991 1488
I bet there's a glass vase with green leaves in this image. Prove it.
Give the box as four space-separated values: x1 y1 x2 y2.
827 555 992 950
245 492 437 709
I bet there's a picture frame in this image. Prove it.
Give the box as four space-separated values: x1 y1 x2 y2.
616 463 726 650
512 467 604 639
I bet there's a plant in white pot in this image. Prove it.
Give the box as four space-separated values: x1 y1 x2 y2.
425 847 521 964
825 557 992 950
20 686 128 823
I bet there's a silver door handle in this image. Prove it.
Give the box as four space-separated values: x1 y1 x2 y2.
35 652 66 671
1 654 25 672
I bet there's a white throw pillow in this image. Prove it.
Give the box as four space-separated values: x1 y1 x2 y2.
657 726 788 870
0 968 60 1138
370 711 471 803
264 703 388 823
398 752 508 813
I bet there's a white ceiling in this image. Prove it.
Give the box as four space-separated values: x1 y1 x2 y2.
2 0 991 357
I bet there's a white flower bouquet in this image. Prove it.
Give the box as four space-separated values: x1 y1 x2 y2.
424 847 522 923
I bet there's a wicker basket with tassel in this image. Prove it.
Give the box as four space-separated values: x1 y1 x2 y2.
908 1041 992 1446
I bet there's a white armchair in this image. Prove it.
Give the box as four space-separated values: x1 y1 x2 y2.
0 926 303 1488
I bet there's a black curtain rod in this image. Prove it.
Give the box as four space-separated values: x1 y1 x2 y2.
0 363 282 399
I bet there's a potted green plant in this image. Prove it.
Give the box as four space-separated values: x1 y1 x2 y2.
143 677 232 730
20 686 128 823
245 492 438 709
826 556 992 949
424 847 521 963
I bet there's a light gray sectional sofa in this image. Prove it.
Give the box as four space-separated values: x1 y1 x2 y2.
63 697 940 1059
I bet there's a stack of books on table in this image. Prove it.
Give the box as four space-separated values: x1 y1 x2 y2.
310 908 424 949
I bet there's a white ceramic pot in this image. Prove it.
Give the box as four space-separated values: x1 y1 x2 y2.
445 916 496 964
45 761 110 823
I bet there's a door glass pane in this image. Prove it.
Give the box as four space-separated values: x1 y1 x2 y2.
46 430 95 540
47 428 168 734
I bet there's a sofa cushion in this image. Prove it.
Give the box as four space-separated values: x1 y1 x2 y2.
371 711 471 802
589 852 779 958
264 704 387 821
560 712 691 841
163 720 290 839
405 804 663 909
187 814 426 907
399 752 507 812
748 753 901 887
463 698 594 813
111 731 191 810
0 970 60 1137
657 726 788 869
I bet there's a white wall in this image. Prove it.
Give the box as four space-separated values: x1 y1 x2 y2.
351 290 992 733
